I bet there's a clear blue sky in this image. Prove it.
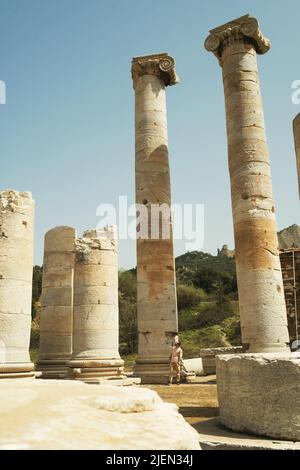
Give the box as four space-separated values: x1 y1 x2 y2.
1 0 299 268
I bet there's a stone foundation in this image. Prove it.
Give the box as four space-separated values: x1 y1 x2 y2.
0 363 35 379
134 360 170 384
216 353 300 441
68 359 125 383
199 347 243 375
36 361 71 379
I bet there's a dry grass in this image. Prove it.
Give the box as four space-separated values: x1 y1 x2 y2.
143 378 219 429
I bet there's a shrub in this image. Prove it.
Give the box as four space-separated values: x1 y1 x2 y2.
32 265 43 318
180 326 229 358
221 315 241 345
119 295 137 355
119 270 137 301
179 300 236 331
176 284 205 310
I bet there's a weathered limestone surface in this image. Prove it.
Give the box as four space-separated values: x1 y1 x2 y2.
0 190 35 378
132 53 179 383
183 358 204 376
68 227 124 382
216 353 300 441
205 15 297 441
199 347 243 375
0 380 201 450
37 226 75 379
293 113 300 198
205 15 289 353
198 416 300 450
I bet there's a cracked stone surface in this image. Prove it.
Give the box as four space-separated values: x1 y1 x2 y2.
68 226 124 381
0 380 201 450
217 353 300 441
205 16 289 353
0 189 35 377
132 54 178 383
37 226 76 378
199 347 243 375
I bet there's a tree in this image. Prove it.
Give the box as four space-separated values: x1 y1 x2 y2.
193 267 237 297
192 267 218 293
119 270 137 301
176 284 203 310
118 270 138 354
119 295 137 355
32 265 43 318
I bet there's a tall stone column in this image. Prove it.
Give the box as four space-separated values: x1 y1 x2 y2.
293 113 300 198
68 227 124 383
204 15 300 442
36 226 75 378
205 15 289 353
0 190 35 378
131 53 179 383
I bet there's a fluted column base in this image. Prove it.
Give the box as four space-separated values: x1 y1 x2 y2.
0 362 35 379
67 358 125 384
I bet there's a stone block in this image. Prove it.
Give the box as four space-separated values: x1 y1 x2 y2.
200 346 243 375
217 353 300 441
0 380 200 449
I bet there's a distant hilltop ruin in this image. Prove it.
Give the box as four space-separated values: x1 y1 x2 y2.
217 244 235 258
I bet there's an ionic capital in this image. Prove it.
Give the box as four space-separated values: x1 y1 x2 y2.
131 53 179 88
204 14 271 64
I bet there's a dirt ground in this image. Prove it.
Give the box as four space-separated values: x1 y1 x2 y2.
143 376 219 432
142 377 300 450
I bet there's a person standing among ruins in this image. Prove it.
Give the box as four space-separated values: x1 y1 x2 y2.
168 340 183 385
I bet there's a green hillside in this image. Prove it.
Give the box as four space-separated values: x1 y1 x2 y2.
176 250 236 275
174 250 240 356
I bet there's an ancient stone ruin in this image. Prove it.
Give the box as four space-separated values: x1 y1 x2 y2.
132 53 179 384
0 379 200 450
0 12 299 450
68 227 125 383
0 190 35 379
199 346 243 375
217 244 235 258
36 225 127 384
205 14 289 355
205 13 300 441
37 226 75 378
